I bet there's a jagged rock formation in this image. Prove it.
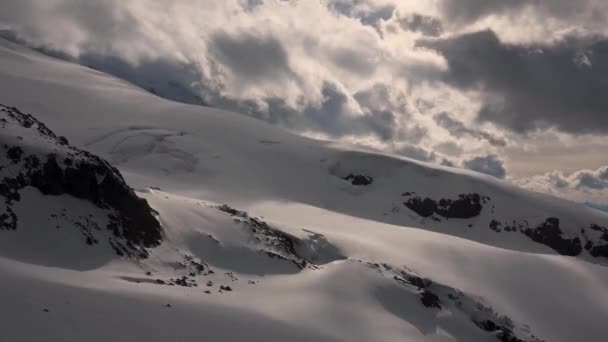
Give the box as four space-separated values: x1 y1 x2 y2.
523 218 582 256
364 261 546 342
402 192 490 219
217 204 346 269
0 104 162 257
342 174 373 186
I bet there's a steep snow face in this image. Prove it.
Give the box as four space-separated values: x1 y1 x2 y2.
1 38 608 342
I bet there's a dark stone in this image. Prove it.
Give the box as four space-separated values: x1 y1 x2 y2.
420 290 441 309
406 275 428 289
217 204 247 218
403 193 487 219
496 330 525 342
24 155 40 169
590 224 608 241
489 219 502 232
437 193 484 218
6 146 23 163
590 244 608 258
0 207 17 230
475 320 500 332
403 197 437 217
343 174 373 186
523 218 582 256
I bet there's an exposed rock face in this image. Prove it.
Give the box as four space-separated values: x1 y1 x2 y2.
487 217 608 259
420 290 442 309
584 224 608 258
0 104 162 257
366 262 545 342
342 174 373 186
523 218 582 256
217 204 346 269
403 193 489 219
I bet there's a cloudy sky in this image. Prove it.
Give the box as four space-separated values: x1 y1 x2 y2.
1 0 607 208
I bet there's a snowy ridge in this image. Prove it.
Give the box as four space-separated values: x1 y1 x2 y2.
0 37 607 342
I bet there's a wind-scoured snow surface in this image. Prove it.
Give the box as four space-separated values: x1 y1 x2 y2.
1 37 607 342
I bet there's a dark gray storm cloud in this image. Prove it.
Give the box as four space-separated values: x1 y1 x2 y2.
439 0 530 24
573 166 608 190
240 0 265 12
399 14 443 37
421 30 608 134
258 83 398 141
209 31 292 82
462 154 507 179
395 144 436 162
79 54 207 105
327 46 377 76
438 0 608 26
327 0 395 31
433 112 506 146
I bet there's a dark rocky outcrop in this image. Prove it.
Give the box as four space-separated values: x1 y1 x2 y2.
403 197 437 217
342 174 373 186
584 224 608 257
590 224 608 241
475 320 528 342
0 104 162 257
217 204 345 269
489 219 502 232
369 262 545 342
523 218 582 256
420 290 442 309
475 320 501 332
589 244 608 258
403 193 489 219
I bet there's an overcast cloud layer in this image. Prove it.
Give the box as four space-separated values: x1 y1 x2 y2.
0 0 607 209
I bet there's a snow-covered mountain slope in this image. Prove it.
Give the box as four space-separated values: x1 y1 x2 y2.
1 37 607 342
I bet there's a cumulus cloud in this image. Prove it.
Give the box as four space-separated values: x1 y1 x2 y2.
462 154 507 179
327 0 395 31
421 30 608 134
398 13 443 37
516 165 608 205
573 166 608 190
209 31 293 84
438 0 530 25
260 82 399 141
433 112 506 146
438 0 608 35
